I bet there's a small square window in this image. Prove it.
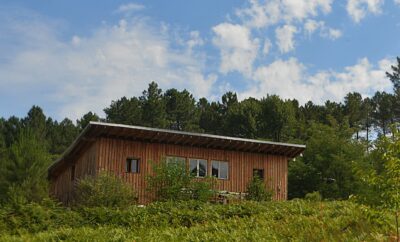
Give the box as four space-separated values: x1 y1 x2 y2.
211 160 228 179
126 158 140 173
253 169 264 180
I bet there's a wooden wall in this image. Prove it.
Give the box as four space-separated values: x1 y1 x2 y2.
97 137 288 204
50 142 98 204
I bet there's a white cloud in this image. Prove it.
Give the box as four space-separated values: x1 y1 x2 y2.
275 24 297 53
304 20 342 40
325 28 342 40
395 0 400 5
212 22 259 76
346 0 384 23
236 0 333 29
240 57 393 104
115 3 145 13
0 14 216 120
304 19 324 35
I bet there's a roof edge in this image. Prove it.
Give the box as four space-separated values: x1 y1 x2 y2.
88 121 306 149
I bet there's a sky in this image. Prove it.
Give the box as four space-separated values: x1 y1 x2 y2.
0 0 400 121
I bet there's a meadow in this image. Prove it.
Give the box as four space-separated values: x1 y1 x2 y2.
0 199 395 242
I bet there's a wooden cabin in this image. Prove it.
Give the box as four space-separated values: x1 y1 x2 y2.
48 122 305 204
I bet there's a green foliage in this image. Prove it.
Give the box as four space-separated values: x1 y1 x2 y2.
288 122 365 199
355 126 400 209
73 172 137 208
146 160 214 202
0 200 396 241
0 129 51 204
305 191 322 202
164 88 200 131
245 176 272 202
77 111 100 131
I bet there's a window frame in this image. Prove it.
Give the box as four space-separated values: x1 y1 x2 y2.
211 160 229 180
126 158 140 173
189 158 208 178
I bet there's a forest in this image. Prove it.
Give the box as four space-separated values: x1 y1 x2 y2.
1 58 400 240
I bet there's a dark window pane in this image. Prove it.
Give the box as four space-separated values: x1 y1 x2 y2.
253 169 264 180
212 161 219 177
190 159 198 176
131 159 139 173
219 162 228 179
199 160 207 177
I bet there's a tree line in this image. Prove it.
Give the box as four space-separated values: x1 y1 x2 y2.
1 57 400 204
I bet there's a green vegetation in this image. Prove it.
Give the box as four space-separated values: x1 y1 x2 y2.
245 176 272 202
0 200 396 241
146 160 214 202
73 172 137 208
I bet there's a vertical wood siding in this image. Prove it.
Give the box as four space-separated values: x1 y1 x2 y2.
50 141 98 204
96 138 288 204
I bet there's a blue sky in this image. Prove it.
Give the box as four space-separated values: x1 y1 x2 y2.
1 0 399 121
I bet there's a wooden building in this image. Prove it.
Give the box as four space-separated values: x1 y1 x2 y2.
48 122 305 204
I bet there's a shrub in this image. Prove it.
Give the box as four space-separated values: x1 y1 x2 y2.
305 191 322 202
73 172 137 208
189 178 215 202
245 176 272 202
146 159 214 202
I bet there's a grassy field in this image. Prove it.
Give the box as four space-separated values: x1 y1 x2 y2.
0 200 396 241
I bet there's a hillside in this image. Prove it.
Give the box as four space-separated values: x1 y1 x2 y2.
0 200 395 241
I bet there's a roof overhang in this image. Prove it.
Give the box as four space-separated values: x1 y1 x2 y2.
48 122 305 178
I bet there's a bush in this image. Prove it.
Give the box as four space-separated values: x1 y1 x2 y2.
73 172 137 208
146 159 214 202
305 191 322 202
245 176 272 202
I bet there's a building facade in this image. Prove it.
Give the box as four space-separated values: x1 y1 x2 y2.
48 122 305 204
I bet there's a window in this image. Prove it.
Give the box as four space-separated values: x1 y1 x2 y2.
189 159 207 177
126 158 140 173
253 169 264 180
212 160 228 179
71 165 75 181
166 156 186 167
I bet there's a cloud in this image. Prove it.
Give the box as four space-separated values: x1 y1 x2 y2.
236 0 333 29
304 20 342 40
346 0 384 23
212 22 259 76
396 0 400 5
275 24 297 53
240 57 393 104
324 28 342 40
0 12 216 120
115 3 145 13
304 19 324 35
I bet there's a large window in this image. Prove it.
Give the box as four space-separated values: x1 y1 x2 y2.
212 160 228 179
166 156 186 167
190 159 207 177
126 158 140 173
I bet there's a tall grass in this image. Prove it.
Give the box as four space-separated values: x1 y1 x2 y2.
0 200 395 241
